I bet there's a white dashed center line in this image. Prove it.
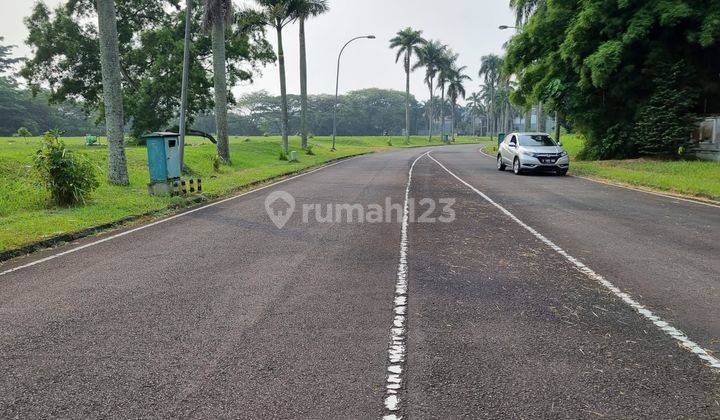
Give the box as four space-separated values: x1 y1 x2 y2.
427 152 720 371
382 151 428 420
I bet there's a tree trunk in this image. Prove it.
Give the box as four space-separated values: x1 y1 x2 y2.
537 101 545 132
404 50 410 145
524 107 531 131
299 18 309 149
212 20 230 163
451 101 456 141
428 78 434 141
276 24 289 154
96 0 129 185
554 111 561 143
440 84 446 142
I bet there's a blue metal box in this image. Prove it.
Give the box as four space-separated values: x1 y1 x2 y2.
143 132 182 183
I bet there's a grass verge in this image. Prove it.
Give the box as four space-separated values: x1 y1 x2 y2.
0 134 479 252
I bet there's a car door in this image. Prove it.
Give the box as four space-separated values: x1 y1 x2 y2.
501 135 517 164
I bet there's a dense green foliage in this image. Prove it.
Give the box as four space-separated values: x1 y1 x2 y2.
33 131 100 206
21 0 275 137
504 0 720 159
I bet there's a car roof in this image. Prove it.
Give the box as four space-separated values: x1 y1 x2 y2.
511 132 551 136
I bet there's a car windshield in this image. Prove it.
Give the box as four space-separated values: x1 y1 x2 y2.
518 135 556 147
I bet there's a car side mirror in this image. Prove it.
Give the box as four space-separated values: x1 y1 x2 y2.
558 142 562 146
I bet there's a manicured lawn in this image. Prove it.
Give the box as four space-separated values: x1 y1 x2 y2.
0 134 479 252
481 134 720 201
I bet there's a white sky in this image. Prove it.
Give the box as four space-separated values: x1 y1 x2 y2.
2 0 515 102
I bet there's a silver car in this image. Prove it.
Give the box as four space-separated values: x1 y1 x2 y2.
497 132 570 176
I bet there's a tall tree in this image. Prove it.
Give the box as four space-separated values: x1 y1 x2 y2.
509 0 545 26
202 0 234 163
0 37 21 77
413 40 446 141
95 0 129 185
467 92 485 135
436 49 457 142
447 65 471 141
22 1 274 138
479 54 502 136
253 0 298 155
293 0 329 149
389 27 426 144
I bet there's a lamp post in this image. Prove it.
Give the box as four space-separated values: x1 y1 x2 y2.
332 35 376 151
498 25 518 30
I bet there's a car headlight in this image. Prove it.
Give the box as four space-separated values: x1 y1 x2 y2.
559 151 568 157
520 150 535 157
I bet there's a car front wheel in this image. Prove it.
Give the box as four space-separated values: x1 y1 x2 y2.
513 158 522 175
497 155 506 171
557 168 568 176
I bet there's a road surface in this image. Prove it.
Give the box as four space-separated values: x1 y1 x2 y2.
1 144 718 418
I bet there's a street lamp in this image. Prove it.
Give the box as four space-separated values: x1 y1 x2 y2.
498 25 517 30
332 35 376 151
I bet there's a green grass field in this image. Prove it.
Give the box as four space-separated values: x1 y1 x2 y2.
0 134 479 251
482 134 720 201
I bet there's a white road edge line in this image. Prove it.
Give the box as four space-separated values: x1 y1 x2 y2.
477 144 720 209
0 156 361 278
382 151 429 420
427 152 720 371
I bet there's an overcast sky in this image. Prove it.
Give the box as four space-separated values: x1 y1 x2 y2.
3 0 515 102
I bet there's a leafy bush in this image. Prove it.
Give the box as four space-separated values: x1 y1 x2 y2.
33 131 99 206
211 154 222 172
16 127 31 139
305 145 315 156
278 150 288 161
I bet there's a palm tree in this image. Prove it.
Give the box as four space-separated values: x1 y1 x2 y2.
467 92 484 135
509 0 546 25
202 0 233 163
253 0 298 155
96 0 129 185
389 27 426 145
413 40 446 141
293 0 328 149
436 49 457 143
478 54 503 136
447 65 471 141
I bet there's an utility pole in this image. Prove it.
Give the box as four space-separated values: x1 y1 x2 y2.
179 0 192 171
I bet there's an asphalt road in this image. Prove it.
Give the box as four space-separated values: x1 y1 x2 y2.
0 144 718 418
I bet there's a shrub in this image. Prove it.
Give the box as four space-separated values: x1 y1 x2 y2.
16 127 32 140
211 154 222 172
305 145 315 156
278 150 288 161
33 131 99 206
634 63 699 157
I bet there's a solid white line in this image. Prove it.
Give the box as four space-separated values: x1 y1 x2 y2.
427 153 720 371
0 156 361 278
382 151 428 420
477 145 720 209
